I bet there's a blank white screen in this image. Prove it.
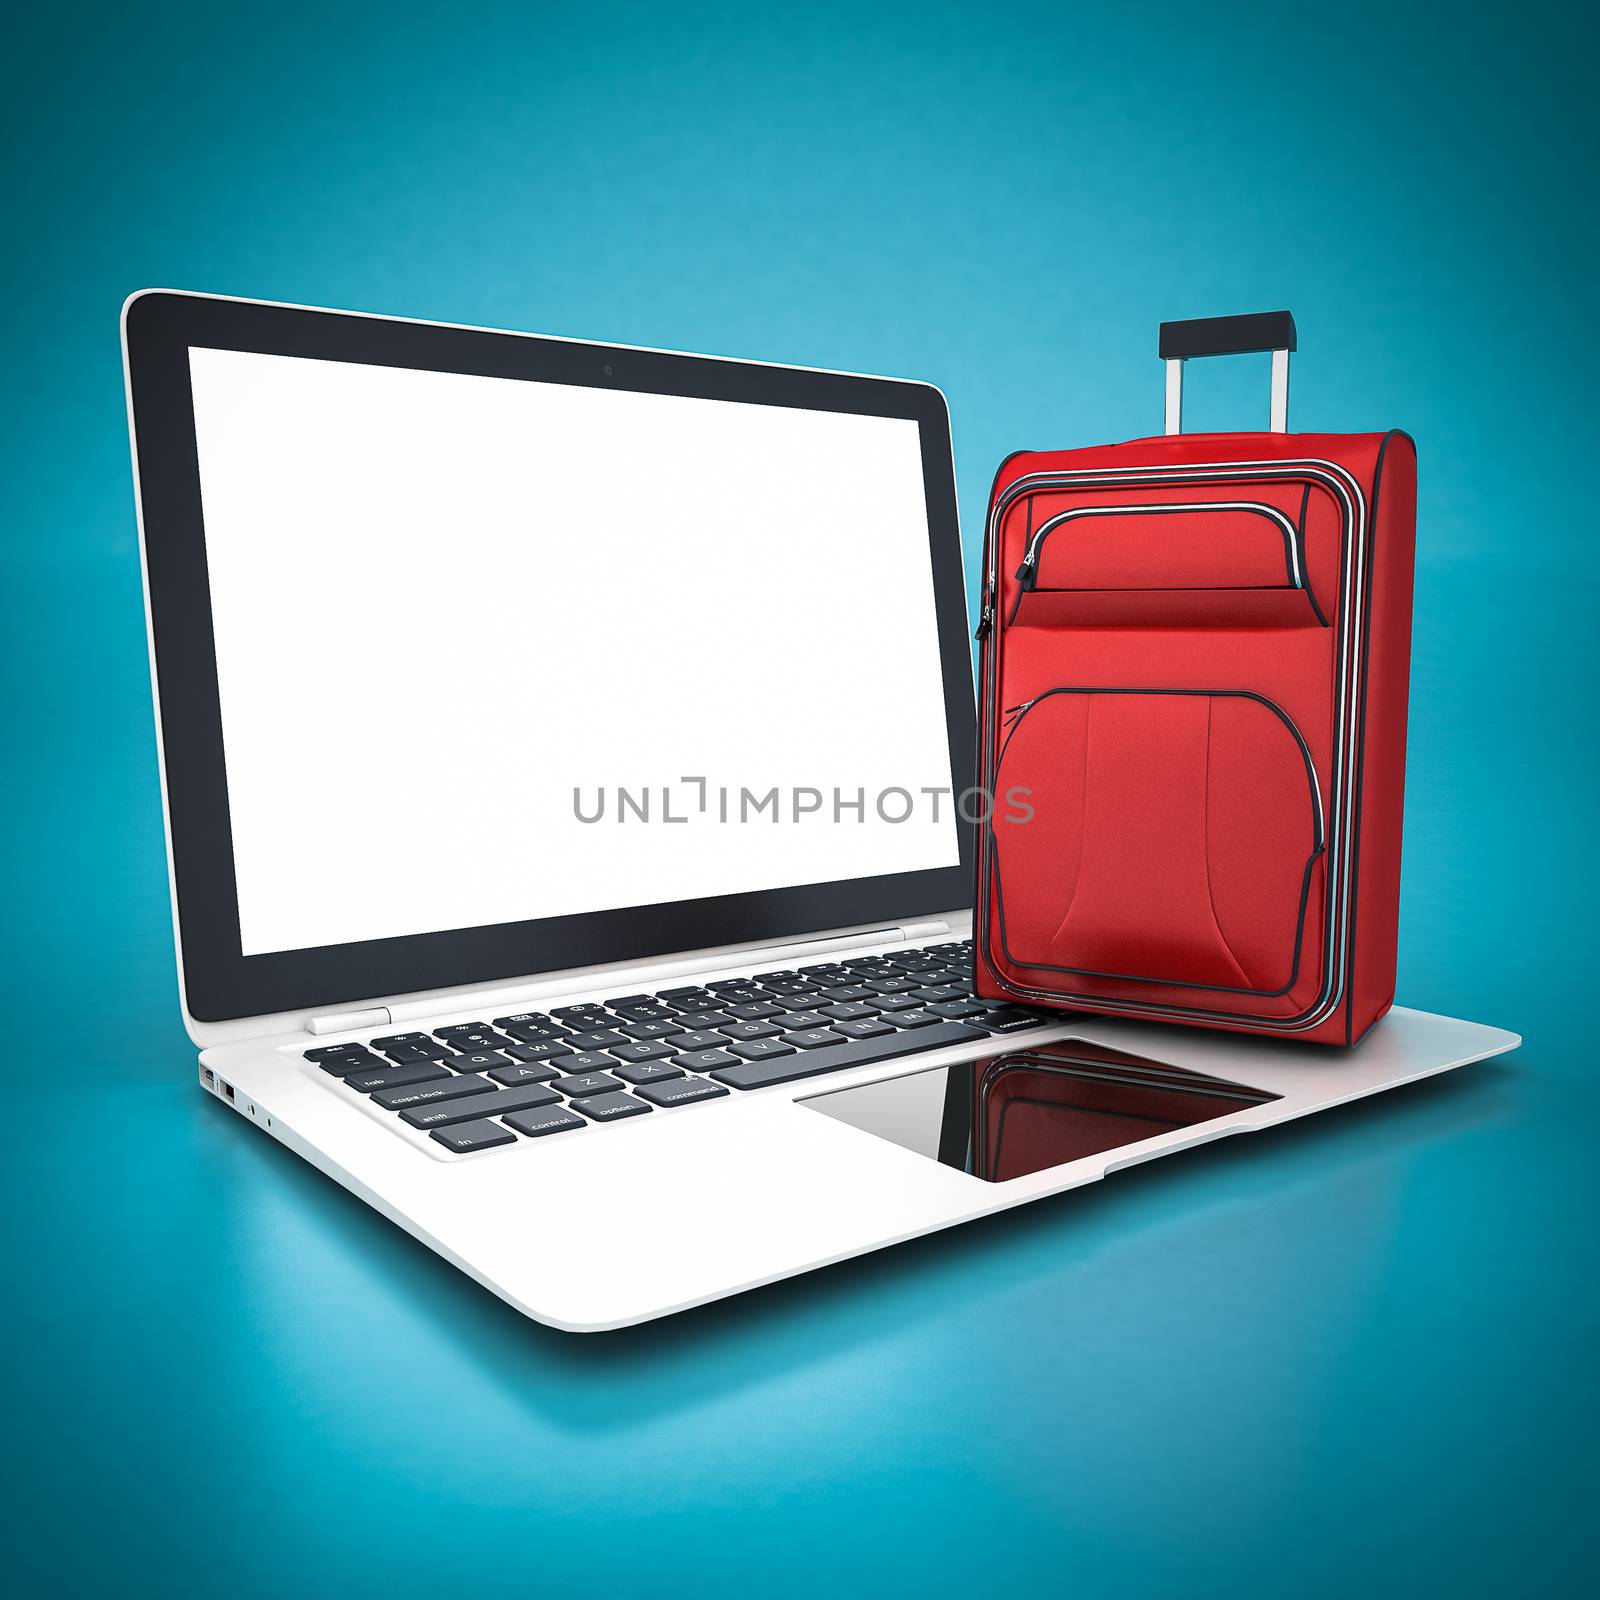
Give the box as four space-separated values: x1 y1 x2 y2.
187 346 960 956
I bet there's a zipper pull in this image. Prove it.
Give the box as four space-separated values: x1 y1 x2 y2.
973 575 996 641
1014 551 1037 592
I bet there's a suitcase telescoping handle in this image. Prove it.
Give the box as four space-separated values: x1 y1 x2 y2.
1158 310 1297 435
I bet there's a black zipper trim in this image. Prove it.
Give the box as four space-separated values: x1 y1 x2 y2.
1020 501 1303 590
1006 500 1318 628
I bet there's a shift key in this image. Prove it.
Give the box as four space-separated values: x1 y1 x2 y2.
400 1083 560 1129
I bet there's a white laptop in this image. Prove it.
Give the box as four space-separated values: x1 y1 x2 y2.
122 290 1519 1331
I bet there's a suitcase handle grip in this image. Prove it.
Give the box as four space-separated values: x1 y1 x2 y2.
1159 311 1296 434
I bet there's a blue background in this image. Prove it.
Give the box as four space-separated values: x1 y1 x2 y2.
6 2 1595 1594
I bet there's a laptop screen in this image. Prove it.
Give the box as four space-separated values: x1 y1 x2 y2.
186 345 962 960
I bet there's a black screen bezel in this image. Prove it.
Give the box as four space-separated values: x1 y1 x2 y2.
124 292 977 1022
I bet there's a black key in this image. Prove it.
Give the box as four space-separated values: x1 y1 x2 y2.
311 1049 386 1077
667 1030 727 1052
610 1059 685 1086
552 1003 609 1018
753 970 797 982
659 994 717 1013
572 1092 651 1122
799 963 848 978
375 1038 453 1063
929 999 988 1020
864 977 920 994
761 981 817 998
979 1006 1055 1033
612 1004 678 1024
305 1043 372 1062
781 1028 846 1049
724 1001 783 1021
504 1105 587 1138
504 1040 575 1064
344 1061 450 1093
553 1051 620 1073
443 1050 515 1073
893 1009 945 1028
373 1073 496 1110
499 1024 568 1046
820 1002 877 1022
401 1083 561 1128
434 1021 493 1040
489 1061 563 1086
831 1018 896 1040
440 1031 510 1053
718 1019 782 1041
609 1040 675 1064
778 1010 830 1030
429 1119 517 1153
674 1011 734 1031
711 1020 987 1091
550 1071 624 1098
633 1078 730 1109
708 980 763 995
727 1038 796 1061
869 993 922 1012
621 1020 680 1041
657 985 713 1000
673 1049 741 1072
565 1027 629 1050
911 986 964 1004
606 995 655 1009
371 1031 437 1050
493 1013 566 1043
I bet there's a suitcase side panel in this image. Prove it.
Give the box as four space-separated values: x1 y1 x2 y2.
1342 432 1418 1043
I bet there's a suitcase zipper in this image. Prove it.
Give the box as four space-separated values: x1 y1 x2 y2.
1012 499 1305 595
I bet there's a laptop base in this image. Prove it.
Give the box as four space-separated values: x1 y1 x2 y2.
200 1003 1518 1332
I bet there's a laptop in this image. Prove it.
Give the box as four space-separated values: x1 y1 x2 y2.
122 290 1520 1331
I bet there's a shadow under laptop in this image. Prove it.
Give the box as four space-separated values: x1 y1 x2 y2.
221 1055 1513 1432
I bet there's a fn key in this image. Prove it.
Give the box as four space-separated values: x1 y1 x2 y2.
429 1119 516 1154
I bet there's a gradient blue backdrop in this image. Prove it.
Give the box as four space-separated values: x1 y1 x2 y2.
5 3 1595 1595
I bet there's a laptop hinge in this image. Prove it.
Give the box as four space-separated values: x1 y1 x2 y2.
307 1004 392 1036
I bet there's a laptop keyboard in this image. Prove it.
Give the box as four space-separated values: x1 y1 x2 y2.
303 940 1057 1154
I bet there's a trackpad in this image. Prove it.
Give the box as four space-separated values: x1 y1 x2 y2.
801 1039 1281 1182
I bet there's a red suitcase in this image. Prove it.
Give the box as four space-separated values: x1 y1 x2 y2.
974 312 1416 1044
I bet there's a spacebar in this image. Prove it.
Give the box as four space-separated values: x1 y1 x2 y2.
709 1021 989 1091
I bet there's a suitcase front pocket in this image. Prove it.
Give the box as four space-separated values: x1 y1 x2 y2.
1009 501 1327 628
990 688 1325 997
